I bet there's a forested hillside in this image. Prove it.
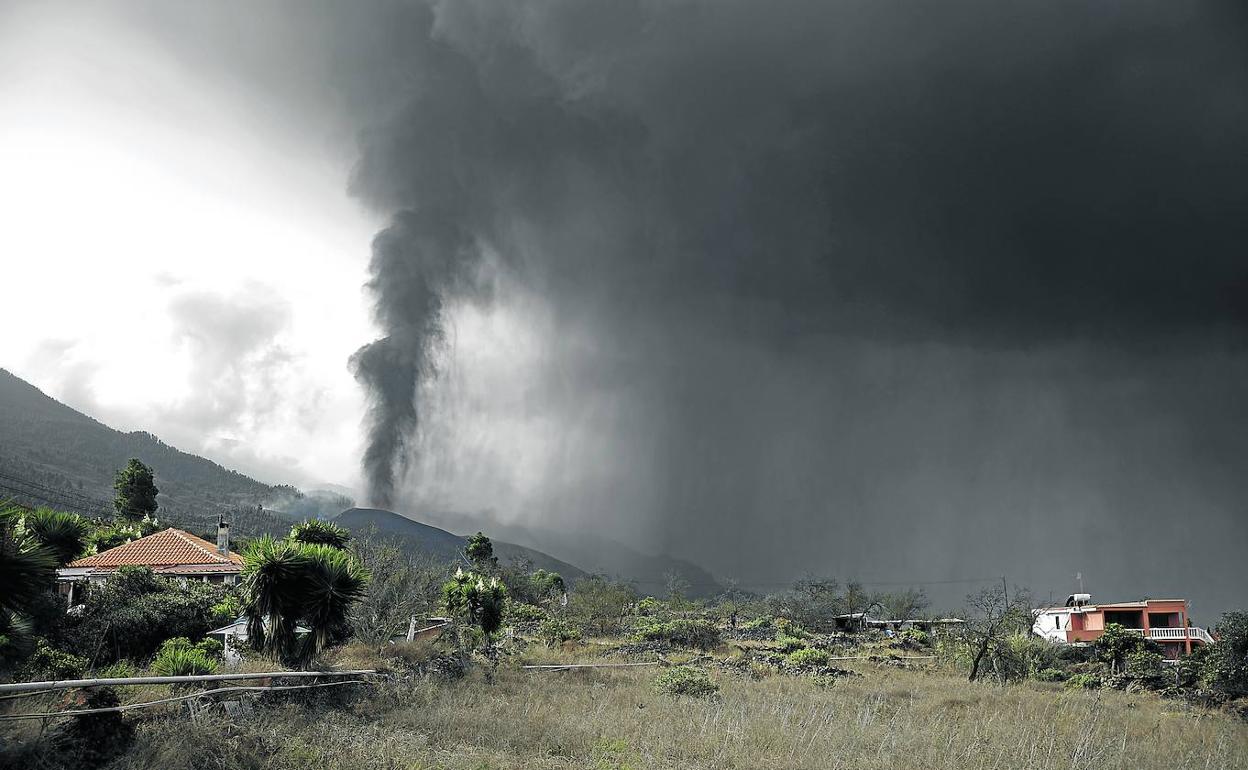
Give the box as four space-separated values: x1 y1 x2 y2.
0 368 290 534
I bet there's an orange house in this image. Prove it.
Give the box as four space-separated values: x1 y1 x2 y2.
1033 595 1214 659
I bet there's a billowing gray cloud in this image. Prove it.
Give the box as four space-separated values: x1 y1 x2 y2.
42 0 1248 614
335 1 1247 614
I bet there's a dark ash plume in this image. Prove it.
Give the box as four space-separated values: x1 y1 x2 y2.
351 212 478 508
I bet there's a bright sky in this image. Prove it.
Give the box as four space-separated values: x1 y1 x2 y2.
0 5 380 490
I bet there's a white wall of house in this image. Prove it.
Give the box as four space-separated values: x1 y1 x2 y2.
1033 608 1073 643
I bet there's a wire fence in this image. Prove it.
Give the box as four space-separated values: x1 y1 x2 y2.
0 679 376 722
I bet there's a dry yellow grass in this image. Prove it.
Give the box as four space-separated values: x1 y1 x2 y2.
5 645 1247 769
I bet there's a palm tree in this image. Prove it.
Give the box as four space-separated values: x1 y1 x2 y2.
289 519 351 550
0 504 58 663
297 544 369 666
241 537 370 668
0 506 58 616
23 507 90 565
241 536 309 664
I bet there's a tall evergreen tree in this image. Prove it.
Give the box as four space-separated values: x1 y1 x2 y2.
113 459 159 522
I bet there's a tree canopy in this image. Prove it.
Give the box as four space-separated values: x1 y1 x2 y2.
113 459 158 522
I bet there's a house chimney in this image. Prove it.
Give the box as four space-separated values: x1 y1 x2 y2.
217 514 230 557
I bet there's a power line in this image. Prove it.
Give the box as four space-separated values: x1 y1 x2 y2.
0 468 114 510
0 478 112 516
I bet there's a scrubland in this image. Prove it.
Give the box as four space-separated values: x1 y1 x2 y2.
6 643 1245 770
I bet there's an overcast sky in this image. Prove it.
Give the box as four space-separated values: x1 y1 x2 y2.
0 1 381 487
2 1 1245 615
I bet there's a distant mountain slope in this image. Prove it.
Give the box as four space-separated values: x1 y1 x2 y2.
417 511 723 597
335 507 587 579
0 368 293 535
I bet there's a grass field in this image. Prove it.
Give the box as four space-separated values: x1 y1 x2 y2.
7 644 1246 770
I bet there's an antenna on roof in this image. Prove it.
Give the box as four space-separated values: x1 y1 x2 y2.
1076 571 1083 593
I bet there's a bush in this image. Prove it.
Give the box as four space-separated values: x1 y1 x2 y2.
151 637 218 676
209 594 241 627
537 617 582 647
774 617 809 639
64 566 227 665
1125 650 1165 685
776 633 809 654
1034 667 1067 682
652 665 719 699
898 628 931 647
383 640 437 671
743 615 773 631
504 600 549 624
635 618 721 650
568 576 637 636
22 639 87 680
636 596 666 616
195 637 224 660
1065 673 1101 690
786 647 831 668
1094 623 1157 673
1202 611 1248 699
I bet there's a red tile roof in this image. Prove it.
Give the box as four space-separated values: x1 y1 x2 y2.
69 528 243 572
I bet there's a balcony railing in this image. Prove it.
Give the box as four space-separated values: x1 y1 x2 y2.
1144 627 1213 644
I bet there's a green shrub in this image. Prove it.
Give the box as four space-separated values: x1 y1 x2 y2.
22 639 87 680
1201 611 1248 699
898 628 930 647
652 665 719 699
504 600 549 624
1065 672 1101 690
1125 650 1165 685
786 647 831 668
209 594 241 627
811 674 840 689
1094 623 1158 673
195 637 224 661
774 617 809 639
64 566 228 665
636 597 665 616
775 634 807 653
537 617 582 647
151 637 218 676
743 615 773 631
635 618 721 650
1034 667 1067 682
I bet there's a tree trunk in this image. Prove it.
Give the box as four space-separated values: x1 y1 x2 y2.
968 637 991 681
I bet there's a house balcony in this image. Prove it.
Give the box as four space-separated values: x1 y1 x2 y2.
1143 627 1213 644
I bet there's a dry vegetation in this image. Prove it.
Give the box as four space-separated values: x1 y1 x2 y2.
6 643 1246 770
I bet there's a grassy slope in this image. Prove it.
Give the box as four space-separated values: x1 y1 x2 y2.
11 646 1244 770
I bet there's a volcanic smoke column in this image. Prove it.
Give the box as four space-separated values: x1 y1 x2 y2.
350 210 478 509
